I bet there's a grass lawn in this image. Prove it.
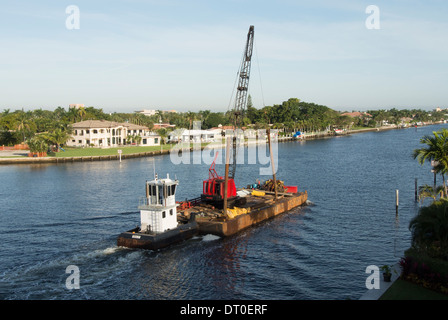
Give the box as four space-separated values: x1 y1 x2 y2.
50 145 173 157
0 156 27 158
380 279 448 300
50 142 223 158
1 142 225 159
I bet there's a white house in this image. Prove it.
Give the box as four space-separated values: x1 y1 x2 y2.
168 129 218 143
67 120 161 148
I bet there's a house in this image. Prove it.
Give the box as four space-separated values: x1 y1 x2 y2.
67 120 160 148
340 112 372 118
210 125 235 136
136 109 177 116
168 129 218 143
153 123 176 130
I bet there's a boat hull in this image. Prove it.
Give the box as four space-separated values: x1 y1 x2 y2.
117 221 198 250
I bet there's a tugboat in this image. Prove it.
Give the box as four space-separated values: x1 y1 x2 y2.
117 173 198 250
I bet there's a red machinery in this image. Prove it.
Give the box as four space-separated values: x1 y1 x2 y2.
201 152 237 208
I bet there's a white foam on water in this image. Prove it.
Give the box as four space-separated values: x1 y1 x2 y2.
201 234 221 242
102 246 122 255
305 200 314 206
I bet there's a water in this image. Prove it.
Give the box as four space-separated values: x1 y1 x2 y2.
0 124 443 300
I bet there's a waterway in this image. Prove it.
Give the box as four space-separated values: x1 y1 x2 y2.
0 124 444 300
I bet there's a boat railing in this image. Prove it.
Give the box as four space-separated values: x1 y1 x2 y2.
138 197 165 209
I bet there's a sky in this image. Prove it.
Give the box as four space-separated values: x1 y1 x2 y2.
1 0 447 113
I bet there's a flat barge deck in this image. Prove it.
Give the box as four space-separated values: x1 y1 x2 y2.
179 190 308 237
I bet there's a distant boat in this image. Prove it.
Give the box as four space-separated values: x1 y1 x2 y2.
334 129 346 135
293 131 303 139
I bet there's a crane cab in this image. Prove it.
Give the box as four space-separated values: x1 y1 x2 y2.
200 152 238 209
201 177 237 208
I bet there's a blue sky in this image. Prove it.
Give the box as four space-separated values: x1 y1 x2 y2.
1 0 447 113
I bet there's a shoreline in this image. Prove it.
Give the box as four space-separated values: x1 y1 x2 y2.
0 123 440 165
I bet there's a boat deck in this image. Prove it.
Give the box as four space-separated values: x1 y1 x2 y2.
178 190 308 237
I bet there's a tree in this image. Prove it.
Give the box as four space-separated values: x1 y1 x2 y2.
78 106 86 121
126 134 134 145
185 111 196 130
15 110 31 143
413 129 448 197
134 135 142 146
68 107 80 123
203 112 227 129
156 128 168 144
27 135 48 154
409 200 448 260
418 184 444 204
44 128 71 152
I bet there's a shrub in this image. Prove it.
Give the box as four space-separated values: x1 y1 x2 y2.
400 253 448 295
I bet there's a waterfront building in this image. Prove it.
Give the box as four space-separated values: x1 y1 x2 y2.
168 129 218 143
67 120 161 148
136 109 177 116
153 123 176 130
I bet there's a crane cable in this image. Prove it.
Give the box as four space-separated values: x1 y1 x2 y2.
226 46 247 170
254 38 266 109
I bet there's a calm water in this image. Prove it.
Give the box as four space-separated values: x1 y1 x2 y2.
0 124 443 300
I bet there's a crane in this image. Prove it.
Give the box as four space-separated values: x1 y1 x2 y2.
229 25 254 179
201 25 255 209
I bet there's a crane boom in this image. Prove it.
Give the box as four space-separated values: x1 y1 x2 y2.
200 26 254 210
229 25 254 179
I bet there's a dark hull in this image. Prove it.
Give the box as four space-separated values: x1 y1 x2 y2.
117 221 198 250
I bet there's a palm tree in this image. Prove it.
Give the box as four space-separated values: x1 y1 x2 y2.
418 184 444 204
45 128 71 152
15 110 31 143
413 129 448 197
156 128 168 145
186 111 195 130
67 107 78 123
27 135 48 155
126 134 134 145
134 135 142 146
78 106 86 121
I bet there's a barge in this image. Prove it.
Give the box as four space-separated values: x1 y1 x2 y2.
183 189 308 237
117 173 307 250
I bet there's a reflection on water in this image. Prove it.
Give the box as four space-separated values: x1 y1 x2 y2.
0 124 445 300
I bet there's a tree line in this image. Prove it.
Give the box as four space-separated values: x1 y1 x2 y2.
1 98 446 148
